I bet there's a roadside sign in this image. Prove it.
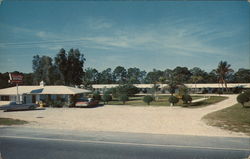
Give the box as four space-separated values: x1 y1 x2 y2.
9 73 24 84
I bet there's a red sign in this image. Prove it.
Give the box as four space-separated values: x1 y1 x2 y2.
9 73 24 84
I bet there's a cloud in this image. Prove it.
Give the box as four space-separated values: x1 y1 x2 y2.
36 31 47 38
0 16 245 58
85 17 114 30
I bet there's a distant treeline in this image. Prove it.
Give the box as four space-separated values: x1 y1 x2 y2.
0 48 250 89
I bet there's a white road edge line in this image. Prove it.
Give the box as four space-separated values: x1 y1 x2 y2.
0 135 249 152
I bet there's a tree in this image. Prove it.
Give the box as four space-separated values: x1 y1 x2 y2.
172 67 191 84
190 75 203 93
189 67 208 83
102 93 112 104
168 96 179 106
32 55 54 85
0 72 11 89
178 85 189 98
23 73 33 85
145 69 164 84
143 95 154 105
207 71 217 83
93 91 101 101
215 61 234 92
112 84 140 97
149 84 160 101
127 67 146 84
164 69 173 82
182 94 192 105
54 48 68 84
66 48 85 86
84 68 100 85
119 94 129 105
234 68 250 83
168 81 177 96
99 68 114 84
237 93 249 107
113 66 127 84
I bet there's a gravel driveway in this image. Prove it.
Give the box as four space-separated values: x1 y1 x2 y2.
0 95 247 137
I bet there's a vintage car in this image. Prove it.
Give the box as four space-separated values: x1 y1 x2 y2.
1 102 38 111
75 98 99 107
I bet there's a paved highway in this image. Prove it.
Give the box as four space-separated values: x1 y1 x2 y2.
0 127 249 159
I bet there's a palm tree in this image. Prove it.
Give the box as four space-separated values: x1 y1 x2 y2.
191 75 203 93
215 61 234 92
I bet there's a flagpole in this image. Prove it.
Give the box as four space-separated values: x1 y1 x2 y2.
16 83 19 104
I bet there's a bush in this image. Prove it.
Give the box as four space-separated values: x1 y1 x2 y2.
217 89 223 95
182 94 192 104
202 89 208 94
119 94 129 105
52 101 64 108
102 93 112 104
168 82 177 95
69 95 77 107
143 95 154 105
243 90 250 98
168 96 179 106
111 84 140 98
93 91 101 101
178 85 188 97
237 93 249 107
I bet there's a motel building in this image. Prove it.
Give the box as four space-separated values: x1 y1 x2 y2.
0 81 90 105
92 83 250 94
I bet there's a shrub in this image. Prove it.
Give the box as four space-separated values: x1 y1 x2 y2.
111 84 140 98
102 93 112 104
119 94 129 105
168 82 177 95
143 95 154 105
237 93 249 107
182 94 192 104
243 90 250 98
178 85 188 97
52 101 64 108
93 91 101 101
168 96 179 106
202 89 208 94
69 95 77 107
217 89 223 95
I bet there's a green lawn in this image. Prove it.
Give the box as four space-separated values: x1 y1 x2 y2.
181 96 228 108
202 103 250 135
104 95 225 107
0 118 28 125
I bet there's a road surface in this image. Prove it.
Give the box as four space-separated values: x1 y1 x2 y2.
0 127 249 159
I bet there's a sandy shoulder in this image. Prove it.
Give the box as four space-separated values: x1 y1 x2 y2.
0 95 247 137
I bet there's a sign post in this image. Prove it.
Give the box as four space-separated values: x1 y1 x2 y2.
8 73 24 104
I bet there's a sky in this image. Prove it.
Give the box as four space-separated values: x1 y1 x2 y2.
0 1 249 73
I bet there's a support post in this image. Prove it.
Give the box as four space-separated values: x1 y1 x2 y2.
16 83 20 104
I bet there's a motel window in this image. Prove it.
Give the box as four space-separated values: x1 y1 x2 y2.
1 96 10 101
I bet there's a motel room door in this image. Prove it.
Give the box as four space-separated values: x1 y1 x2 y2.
32 95 36 103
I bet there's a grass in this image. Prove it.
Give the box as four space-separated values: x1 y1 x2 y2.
202 103 250 135
181 96 228 108
0 117 28 125
104 95 226 107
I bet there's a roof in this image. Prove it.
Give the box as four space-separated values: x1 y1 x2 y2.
0 85 91 95
92 83 250 89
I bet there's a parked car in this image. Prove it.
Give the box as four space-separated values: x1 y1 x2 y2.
1 102 38 111
75 98 99 107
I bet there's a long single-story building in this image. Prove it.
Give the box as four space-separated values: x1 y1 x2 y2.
0 82 91 104
92 83 250 93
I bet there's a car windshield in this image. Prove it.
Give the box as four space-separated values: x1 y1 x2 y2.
77 98 89 102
